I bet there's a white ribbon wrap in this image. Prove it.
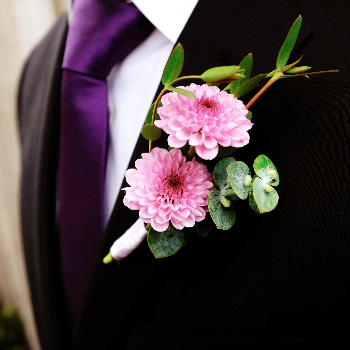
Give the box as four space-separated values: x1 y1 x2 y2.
110 218 148 260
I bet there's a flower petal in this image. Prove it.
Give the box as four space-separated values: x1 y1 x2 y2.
168 134 187 148
189 132 204 146
195 144 219 160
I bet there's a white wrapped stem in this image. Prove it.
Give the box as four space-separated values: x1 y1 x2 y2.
110 218 148 261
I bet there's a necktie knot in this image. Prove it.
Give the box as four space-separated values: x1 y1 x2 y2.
63 0 154 79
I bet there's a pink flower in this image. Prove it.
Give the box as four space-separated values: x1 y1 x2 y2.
155 83 252 160
123 147 214 232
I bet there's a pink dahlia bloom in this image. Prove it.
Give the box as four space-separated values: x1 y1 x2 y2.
123 147 214 232
155 83 252 160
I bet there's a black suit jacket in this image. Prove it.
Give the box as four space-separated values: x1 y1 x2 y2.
18 0 350 349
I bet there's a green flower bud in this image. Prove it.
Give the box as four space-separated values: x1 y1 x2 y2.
201 66 243 83
264 184 274 193
267 169 277 178
221 197 231 208
244 174 253 187
284 66 311 74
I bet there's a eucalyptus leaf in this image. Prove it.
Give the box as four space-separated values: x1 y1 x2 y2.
227 192 239 202
276 16 302 71
230 53 253 93
147 227 187 258
141 124 162 141
145 101 162 125
227 161 251 200
253 155 279 187
249 192 261 214
208 189 236 230
234 74 267 99
213 157 236 190
167 86 195 99
162 43 185 86
252 177 279 213
194 215 212 237
217 145 236 158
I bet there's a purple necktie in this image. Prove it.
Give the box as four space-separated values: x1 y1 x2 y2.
59 0 153 332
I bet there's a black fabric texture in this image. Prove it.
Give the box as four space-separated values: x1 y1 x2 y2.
18 1 350 349
18 13 72 350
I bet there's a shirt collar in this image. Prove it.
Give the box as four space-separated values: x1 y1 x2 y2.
68 0 198 44
133 0 198 43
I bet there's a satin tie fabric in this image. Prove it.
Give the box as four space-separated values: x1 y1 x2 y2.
58 0 153 332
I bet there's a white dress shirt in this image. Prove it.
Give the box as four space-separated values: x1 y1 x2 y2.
68 0 198 256
104 0 198 226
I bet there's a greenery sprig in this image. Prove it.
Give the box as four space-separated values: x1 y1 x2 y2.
142 15 337 152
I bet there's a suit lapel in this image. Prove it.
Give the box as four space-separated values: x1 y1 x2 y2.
19 14 70 350
74 0 311 349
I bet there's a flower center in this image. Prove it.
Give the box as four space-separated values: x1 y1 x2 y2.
159 173 184 201
165 174 183 190
196 96 219 114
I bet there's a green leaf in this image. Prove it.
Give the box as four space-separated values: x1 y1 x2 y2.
208 189 236 230
217 145 236 158
194 215 212 237
234 74 267 99
267 69 277 78
180 142 190 155
227 161 251 200
213 157 236 190
276 16 302 71
201 66 241 83
249 192 261 214
167 86 195 99
282 56 303 73
145 101 162 125
247 111 252 121
162 43 185 86
207 82 221 87
230 53 253 93
252 177 279 213
253 155 279 187
141 124 162 141
227 191 239 202
147 227 187 258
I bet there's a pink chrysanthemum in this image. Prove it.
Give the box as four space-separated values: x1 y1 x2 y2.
123 147 214 232
155 83 253 160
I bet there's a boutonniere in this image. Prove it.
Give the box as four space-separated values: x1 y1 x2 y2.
104 16 337 263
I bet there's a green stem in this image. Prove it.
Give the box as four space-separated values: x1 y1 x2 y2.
151 88 167 125
171 75 202 84
246 73 280 110
222 189 235 197
281 69 338 78
149 87 168 152
246 69 338 110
